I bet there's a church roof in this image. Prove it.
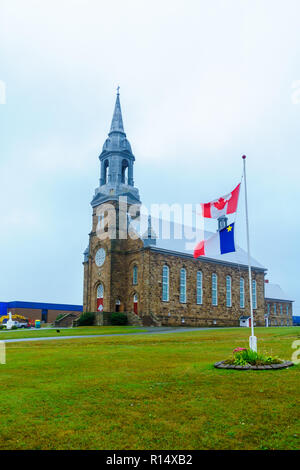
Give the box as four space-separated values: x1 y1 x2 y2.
265 283 293 301
140 218 266 271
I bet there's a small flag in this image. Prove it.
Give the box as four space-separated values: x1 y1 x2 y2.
194 223 236 258
201 183 241 219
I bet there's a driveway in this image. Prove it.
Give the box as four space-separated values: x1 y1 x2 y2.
1 326 227 343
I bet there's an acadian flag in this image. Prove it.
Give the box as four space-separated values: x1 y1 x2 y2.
194 223 236 258
201 183 241 219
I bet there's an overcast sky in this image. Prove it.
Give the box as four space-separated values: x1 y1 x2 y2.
0 0 299 316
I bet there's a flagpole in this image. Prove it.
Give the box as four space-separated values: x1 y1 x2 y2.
242 155 257 352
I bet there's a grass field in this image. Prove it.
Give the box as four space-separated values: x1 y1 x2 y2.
0 326 146 340
0 327 299 450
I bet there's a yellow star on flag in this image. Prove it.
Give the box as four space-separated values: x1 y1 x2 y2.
227 225 232 232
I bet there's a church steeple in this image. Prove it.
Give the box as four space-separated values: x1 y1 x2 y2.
91 89 141 208
109 88 125 135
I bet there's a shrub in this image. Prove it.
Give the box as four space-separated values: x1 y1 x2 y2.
111 313 128 326
77 312 95 326
11 325 18 330
226 348 283 366
0 325 5 330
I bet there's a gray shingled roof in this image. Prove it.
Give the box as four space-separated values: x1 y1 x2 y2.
140 218 266 271
265 283 293 301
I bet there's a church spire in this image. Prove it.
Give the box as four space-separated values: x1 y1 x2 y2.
109 87 125 135
91 89 141 208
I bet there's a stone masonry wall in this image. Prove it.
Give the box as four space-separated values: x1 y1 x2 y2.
265 300 293 326
146 250 265 327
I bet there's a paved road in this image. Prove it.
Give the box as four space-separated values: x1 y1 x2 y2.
1 327 227 343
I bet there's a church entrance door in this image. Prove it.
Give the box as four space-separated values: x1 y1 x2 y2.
133 294 138 315
97 284 104 312
115 299 121 312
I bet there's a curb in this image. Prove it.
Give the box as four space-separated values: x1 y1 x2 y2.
214 360 294 370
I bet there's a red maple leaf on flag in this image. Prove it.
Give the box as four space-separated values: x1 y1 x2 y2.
213 197 227 210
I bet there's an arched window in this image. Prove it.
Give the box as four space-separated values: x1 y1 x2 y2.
274 303 277 315
196 271 203 305
162 265 169 302
104 160 109 184
252 279 257 309
180 268 186 303
133 265 138 285
97 283 104 299
240 278 245 308
280 304 283 315
121 159 129 184
267 303 270 315
286 305 289 316
226 275 232 307
212 273 218 306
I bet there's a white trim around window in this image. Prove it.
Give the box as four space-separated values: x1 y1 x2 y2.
252 279 257 309
196 271 203 305
180 268 186 303
226 275 232 307
162 265 169 302
212 273 218 306
240 277 245 308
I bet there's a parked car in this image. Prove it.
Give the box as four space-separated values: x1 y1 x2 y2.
18 321 30 328
7 320 30 329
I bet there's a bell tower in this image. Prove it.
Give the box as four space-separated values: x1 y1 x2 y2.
91 88 141 208
83 90 142 314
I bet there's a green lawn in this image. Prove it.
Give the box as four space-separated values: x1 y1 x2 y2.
0 326 146 340
0 327 299 450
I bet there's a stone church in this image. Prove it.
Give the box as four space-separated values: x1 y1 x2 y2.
83 92 293 327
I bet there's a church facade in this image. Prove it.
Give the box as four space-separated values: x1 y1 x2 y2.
83 93 292 328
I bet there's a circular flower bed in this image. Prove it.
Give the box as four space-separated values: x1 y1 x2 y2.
214 360 294 370
214 347 294 370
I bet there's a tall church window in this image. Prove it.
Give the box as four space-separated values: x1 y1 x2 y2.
280 304 283 315
212 273 218 306
274 303 277 315
162 265 169 302
252 279 257 309
97 283 104 312
196 271 203 305
97 283 104 299
226 276 232 307
180 268 186 303
286 305 289 315
121 159 129 184
104 159 109 184
133 265 138 285
240 278 245 308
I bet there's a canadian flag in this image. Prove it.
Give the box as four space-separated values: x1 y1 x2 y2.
201 183 241 218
